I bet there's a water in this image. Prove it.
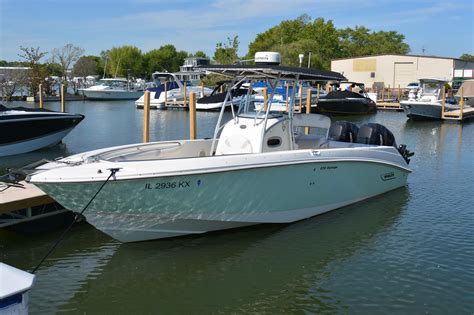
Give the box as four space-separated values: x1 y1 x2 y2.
1 100 473 313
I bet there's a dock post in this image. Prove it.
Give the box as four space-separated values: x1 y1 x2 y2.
183 81 187 108
60 84 65 112
398 84 401 102
143 91 150 143
39 84 44 108
263 87 268 111
441 87 445 119
298 84 303 113
388 84 391 100
285 83 289 112
304 88 312 135
460 87 464 120
189 92 197 140
164 81 168 107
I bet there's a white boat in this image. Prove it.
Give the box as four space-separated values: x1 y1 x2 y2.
81 78 144 100
28 54 413 243
135 72 213 109
0 104 84 157
0 263 35 315
455 79 474 106
400 78 460 120
196 81 249 110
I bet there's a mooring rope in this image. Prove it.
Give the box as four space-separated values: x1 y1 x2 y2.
32 168 120 274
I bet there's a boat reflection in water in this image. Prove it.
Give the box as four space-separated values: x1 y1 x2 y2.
54 188 409 313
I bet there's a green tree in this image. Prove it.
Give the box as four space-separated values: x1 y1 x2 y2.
106 46 143 78
18 46 48 96
460 53 474 62
213 36 239 64
72 56 98 77
143 45 188 78
190 51 209 59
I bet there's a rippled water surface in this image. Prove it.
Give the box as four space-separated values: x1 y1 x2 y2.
1 100 473 313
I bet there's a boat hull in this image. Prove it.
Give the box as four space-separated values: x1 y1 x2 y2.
34 160 409 242
315 98 377 115
400 101 443 120
82 90 144 100
0 114 84 156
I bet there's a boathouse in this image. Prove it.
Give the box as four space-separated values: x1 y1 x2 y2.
331 54 474 89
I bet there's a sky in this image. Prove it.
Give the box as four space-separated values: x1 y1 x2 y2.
0 0 473 62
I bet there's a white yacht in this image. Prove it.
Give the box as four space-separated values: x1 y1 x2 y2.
400 78 459 120
135 72 213 109
0 263 35 314
28 53 413 243
81 78 145 100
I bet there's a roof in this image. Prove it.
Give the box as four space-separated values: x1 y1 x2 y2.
331 54 467 62
197 64 346 81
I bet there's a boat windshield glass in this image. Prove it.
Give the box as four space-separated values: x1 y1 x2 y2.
421 82 441 95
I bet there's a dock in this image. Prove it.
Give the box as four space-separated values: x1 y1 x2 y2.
442 107 474 121
0 181 69 229
376 101 403 111
136 100 189 110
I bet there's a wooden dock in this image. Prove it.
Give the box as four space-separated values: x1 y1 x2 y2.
136 100 189 110
442 107 474 121
377 101 403 111
0 181 69 228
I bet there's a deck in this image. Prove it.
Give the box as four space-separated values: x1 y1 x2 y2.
442 107 474 121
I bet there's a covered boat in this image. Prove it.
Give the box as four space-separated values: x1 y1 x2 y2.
315 82 377 115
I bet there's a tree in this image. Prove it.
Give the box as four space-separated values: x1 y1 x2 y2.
18 46 48 96
51 44 84 80
106 46 143 78
460 54 474 62
72 56 98 77
0 68 29 100
143 45 187 78
213 36 239 64
191 51 209 59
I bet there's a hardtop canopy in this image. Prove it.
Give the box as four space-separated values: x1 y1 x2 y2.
197 64 346 82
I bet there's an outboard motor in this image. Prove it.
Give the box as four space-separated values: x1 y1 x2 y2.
328 121 359 143
356 123 414 164
356 123 395 146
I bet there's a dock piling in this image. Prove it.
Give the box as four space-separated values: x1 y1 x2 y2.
263 87 268 111
460 87 464 120
143 91 150 143
39 84 44 109
60 84 65 112
304 88 312 135
441 87 446 118
189 92 197 140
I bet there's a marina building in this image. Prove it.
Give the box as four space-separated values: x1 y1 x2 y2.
176 57 210 82
331 54 474 89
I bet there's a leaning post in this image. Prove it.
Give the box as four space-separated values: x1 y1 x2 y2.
189 92 197 140
60 84 65 112
39 84 44 109
143 91 150 143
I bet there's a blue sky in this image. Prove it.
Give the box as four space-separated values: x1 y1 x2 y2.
0 0 473 62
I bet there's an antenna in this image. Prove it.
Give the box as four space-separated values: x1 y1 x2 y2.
422 46 426 55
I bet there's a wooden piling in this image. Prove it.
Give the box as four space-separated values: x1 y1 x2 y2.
398 84 401 101
60 84 65 112
39 84 44 108
285 83 289 112
441 87 445 118
263 87 268 111
460 87 464 120
189 92 197 140
164 81 168 105
298 84 303 112
304 89 312 135
183 81 187 108
388 84 391 99
143 91 150 143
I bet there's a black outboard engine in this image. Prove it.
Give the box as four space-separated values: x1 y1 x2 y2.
356 123 395 146
356 123 414 164
328 121 359 143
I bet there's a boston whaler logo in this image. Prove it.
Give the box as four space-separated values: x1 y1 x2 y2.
380 172 396 181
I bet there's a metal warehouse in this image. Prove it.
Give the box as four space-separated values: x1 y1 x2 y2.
331 54 474 89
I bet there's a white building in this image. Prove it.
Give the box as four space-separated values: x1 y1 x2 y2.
176 57 210 82
331 54 474 89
